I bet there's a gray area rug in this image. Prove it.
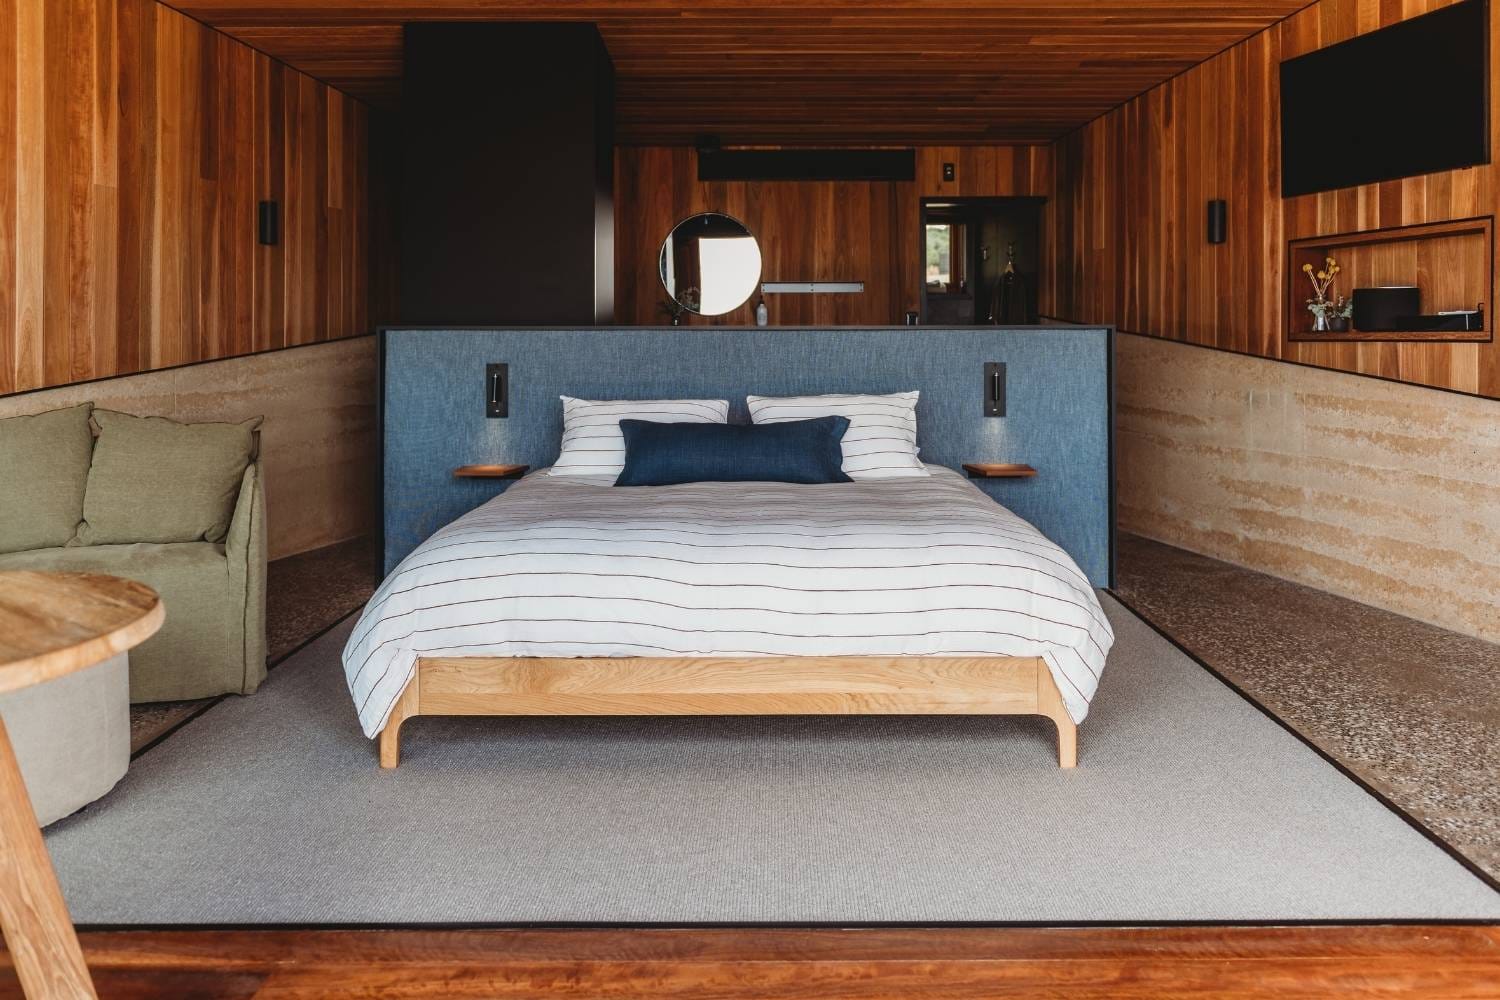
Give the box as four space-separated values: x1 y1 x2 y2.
47 596 1500 924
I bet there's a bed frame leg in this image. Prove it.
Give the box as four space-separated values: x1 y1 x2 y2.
1035 661 1078 769
378 675 420 770
378 718 403 770
1052 716 1077 769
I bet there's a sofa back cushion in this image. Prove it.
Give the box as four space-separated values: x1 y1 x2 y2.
79 411 263 545
0 403 95 554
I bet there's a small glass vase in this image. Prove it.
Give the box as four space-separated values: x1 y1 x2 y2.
1312 312 1330 332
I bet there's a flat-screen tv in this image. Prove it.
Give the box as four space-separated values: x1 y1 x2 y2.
1280 0 1490 197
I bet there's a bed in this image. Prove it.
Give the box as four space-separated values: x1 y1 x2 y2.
343 465 1114 769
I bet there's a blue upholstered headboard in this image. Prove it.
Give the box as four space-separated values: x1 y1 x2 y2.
381 326 1114 586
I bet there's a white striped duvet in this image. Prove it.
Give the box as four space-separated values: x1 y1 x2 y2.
343 465 1113 738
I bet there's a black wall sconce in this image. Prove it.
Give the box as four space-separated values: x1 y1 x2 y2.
486 363 508 418
942 162 956 182
1207 199 1227 245
258 201 280 246
984 362 1006 417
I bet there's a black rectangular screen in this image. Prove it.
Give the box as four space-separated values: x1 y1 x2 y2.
1280 0 1490 197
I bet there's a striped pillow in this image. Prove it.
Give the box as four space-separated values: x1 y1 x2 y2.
549 397 731 477
747 391 929 479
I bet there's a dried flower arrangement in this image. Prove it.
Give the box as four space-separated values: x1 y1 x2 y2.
1303 256 1340 302
1302 257 1351 329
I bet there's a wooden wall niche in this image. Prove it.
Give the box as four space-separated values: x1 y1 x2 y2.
1286 218 1492 342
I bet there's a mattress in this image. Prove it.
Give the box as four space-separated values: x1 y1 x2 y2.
343 466 1114 738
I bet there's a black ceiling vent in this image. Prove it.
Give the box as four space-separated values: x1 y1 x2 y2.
698 148 915 182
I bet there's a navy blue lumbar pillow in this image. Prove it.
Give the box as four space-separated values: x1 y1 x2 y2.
615 416 853 487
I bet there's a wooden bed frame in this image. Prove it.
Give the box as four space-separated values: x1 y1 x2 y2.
377 655 1078 770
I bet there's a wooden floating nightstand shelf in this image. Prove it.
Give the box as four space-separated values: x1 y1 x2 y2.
453 464 529 479
963 463 1037 479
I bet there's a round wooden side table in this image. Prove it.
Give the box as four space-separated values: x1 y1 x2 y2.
0 571 163 1000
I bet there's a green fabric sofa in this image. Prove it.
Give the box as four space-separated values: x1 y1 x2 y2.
0 404 267 702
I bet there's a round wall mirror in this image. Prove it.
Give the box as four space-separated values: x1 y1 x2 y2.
659 213 763 317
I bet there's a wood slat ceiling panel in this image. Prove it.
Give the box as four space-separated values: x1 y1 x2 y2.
170 1 1314 143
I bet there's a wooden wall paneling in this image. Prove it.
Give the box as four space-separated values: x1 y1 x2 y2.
1045 0 1500 399
93 0 120 377
308 75 330 340
337 87 371 341
615 146 1051 327
40 0 71 386
325 87 343 341
215 30 255 362
0 0 387 398
200 23 222 362
231 33 259 355
0 2 14 395
890 181 916 324
64 0 94 386
90 0 118 380
114 0 151 380
253 57 284 352
13 0 43 391
768 179 804 326
156 8 193 370
284 71 311 346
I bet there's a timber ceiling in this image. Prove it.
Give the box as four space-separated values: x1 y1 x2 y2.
172 1 1315 145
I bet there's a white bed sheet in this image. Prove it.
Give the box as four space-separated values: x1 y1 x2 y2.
343 466 1113 738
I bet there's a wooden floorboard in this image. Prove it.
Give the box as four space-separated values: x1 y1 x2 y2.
3 926 1498 998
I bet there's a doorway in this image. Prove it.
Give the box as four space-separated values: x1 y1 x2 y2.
920 197 1044 325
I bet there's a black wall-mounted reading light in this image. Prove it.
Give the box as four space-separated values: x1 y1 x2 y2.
486 363 508 418
258 201 280 246
1207 199 1227 245
984 362 1006 417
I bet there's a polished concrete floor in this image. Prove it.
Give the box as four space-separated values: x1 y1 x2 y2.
1114 532 1499 880
128 531 1498 881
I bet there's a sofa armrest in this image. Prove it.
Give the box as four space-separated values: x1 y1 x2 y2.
225 461 268 694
